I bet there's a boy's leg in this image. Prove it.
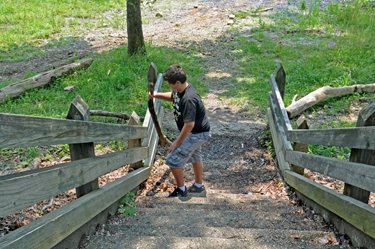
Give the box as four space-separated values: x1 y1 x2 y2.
170 168 185 187
192 161 203 184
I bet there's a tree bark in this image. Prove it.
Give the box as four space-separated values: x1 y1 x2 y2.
127 0 146 55
286 84 375 118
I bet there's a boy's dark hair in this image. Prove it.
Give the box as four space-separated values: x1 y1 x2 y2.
163 64 187 84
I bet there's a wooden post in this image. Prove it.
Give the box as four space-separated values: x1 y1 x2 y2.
291 115 308 175
128 111 143 169
275 63 286 100
344 101 375 203
67 95 98 198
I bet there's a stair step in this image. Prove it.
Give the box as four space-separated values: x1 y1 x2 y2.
107 212 322 231
136 193 289 204
135 201 304 213
103 223 334 241
113 206 310 222
86 235 346 249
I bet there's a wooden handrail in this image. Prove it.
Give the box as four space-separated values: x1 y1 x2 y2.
286 150 375 193
0 113 148 148
0 147 148 218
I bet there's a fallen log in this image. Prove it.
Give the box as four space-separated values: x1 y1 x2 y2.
286 84 375 118
0 58 93 103
89 110 145 122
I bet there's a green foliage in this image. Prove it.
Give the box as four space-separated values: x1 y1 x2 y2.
259 126 275 156
0 43 207 119
0 0 127 48
221 0 375 117
118 192 137 215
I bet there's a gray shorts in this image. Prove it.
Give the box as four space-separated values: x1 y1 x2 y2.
166 131 210 169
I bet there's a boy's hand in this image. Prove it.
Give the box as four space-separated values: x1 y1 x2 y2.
148 91 154 99
169 141 179 153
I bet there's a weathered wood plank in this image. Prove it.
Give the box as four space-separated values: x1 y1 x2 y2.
0 58 93 103
144 106 164 168
0 166 150 249
284 170 375 239
269 74 293 131
128 111 143 169
268 92 293 158
344 101 375 203
291 116 308 175
267 108 290 174
285 150 375 193
287 127 375 150
275 63 286 100
0 147 148 218
67 96 98 198
0 113 148 148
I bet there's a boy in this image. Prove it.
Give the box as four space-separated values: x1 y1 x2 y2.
149 64 210 197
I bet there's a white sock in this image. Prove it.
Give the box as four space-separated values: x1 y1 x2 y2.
194 183 203 188
178 186 186 192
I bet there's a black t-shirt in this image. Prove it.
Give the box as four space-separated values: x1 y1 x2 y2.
172 83 210 133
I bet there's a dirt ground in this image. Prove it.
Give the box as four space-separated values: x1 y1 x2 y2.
0 0 371 246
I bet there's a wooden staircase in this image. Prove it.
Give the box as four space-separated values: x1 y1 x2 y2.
83 193 351 249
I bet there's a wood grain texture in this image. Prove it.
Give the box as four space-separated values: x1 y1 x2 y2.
67 96 98 198
291 116 308 175
284 170 375 239
128 111 143 169
0 58 93 102
269 75 293 132
0 147 148 218
275 63 286 100
287 126 375 150
0 166 150 249
0 113 148 148
267 108 290 174
268 92 293 158
344 101 375 203
285 150 375 193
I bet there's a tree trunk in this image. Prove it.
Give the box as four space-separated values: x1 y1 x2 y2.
127 0 146 55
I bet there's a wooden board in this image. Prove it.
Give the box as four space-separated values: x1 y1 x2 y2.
275 63 286 100
344 101 375 203
267 108 290 174
0 166 150 249
269 75 293 132
128 111 143 169
67 95 98 198
268 92 293 158
0 59 93 103
285 150 375 193
284 170 375 239
0 113 148 148
0 147 148 218
287 127 375 150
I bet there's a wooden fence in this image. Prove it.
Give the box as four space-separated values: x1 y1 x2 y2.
0 70 165 248
268 65 375 247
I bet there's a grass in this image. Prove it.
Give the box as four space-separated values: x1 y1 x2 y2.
0 0 127 46
220 0 375 112
224 0 375 159
0 42 207 119
1 0 374 163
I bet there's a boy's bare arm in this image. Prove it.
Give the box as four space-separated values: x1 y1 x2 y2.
169 121 194 153
149 92 173 102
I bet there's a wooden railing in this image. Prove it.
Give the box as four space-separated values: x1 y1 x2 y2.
0 71 165 248
268 65 375 246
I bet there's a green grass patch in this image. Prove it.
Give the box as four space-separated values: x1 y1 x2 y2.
0 0 127 54
0 42 207 121
224 0 375 117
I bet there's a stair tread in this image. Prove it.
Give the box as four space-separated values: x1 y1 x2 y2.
86 235 348 249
